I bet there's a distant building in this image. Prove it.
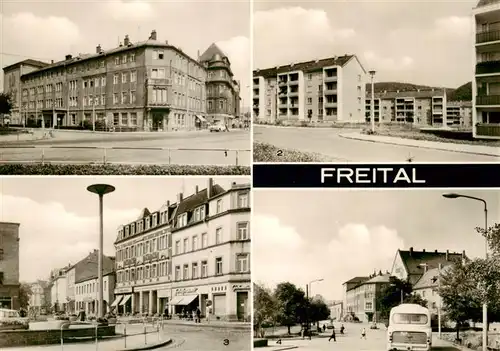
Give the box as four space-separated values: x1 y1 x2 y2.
365 89 447 126
473 0 500 138
0 222 21 310
29 280 50 311
253 55 366 123
412 264 454 318
328 300 343 321
49 265 71 313
446 101 473 128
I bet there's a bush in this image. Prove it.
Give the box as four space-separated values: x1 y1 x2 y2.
253 142 329 162
0 164 250 175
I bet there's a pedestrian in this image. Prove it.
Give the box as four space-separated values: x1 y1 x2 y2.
328 326 336 342
323 324 326 332
340 324 345 334
196 307 201 323
361 327 367 340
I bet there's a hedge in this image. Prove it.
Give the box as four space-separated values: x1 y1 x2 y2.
0 164 250 175
253 142 329 162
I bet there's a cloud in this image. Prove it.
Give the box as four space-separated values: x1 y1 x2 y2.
363 51 414 72
1 193 139 282
254 7 356 68
105 0 156 21
434 16 472 37
253 215 405 299
216 36 250 107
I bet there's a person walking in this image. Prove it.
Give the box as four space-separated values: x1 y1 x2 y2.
328 326 336 342
340 324 345 334
196 307 201 323
361 327 367 340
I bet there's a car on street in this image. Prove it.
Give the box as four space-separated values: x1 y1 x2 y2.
209 121 227 132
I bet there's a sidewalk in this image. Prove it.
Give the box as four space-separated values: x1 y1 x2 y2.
340 132 500 157
120 318 250 330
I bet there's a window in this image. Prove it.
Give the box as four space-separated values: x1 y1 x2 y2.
121 92 127 104
183 264 189 280
215 257 223 275
192 263 198 279
215 228 222 244
122 72 127 83
122 55 127 64
101 77 106 86
130 71 137 82
192 235 198 251
177 213 187 228
237 222 249 240
175 240 180 254
201 261 208 278
115 57 120 65
130 91 136 104
238 192 249 208
183 238 189 253
365 302 373 310
201 233 208 248
216 199 222 213
113 74 119 84
236 254 249 272
113 93 118 104
130 53 135 62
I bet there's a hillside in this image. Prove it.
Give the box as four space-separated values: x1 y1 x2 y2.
365 81 472 101
447 82 472 101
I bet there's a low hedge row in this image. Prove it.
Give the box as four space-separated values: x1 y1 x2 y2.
253 142 328 162
0 164 250 175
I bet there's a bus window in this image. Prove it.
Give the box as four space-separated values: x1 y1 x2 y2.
392 313 428 325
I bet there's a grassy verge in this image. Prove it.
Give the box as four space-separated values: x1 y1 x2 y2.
0 164 250 175
253 142 330 162
440 331 500 351
363 129 500 147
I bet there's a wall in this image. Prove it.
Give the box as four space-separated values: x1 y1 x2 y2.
390 253 408 281
0 222 20 285
340 58 365 122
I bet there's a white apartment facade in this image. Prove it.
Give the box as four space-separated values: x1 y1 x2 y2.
50 268 68 312
29 281 48 310
253 55 366 123
75 273 115 315
473 0 500 138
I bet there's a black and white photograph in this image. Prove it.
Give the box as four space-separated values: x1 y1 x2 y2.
252 0 500 163
0 176 251 350
0 0 250 175
253 188 499 351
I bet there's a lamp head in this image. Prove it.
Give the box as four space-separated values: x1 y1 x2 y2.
87 184 115 196
369 70 376 76
442 193 461 199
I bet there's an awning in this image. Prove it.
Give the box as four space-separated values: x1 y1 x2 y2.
168 296 184 305
195 115 207 122
177 295 198 306
119 295 131 306
110 296 123 307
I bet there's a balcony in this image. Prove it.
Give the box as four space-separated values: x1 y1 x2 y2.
288 80 299 86
476 60 500 75
476 123 500 137
476 94 500 105
278 103 288 109
324 75 338 82
477 30 500 44
253 84 259 89
288 91 299 97
324 89 337 95
278 91 288 97
325 102 337 108
278 81 288 87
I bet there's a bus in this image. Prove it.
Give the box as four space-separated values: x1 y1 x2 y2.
387 303 432 351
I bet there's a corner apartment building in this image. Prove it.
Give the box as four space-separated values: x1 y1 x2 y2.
365 89 447 126
446 101 473 127
473 0 500 138
0 222 21 310
2 30 239 132
343 273 390 323
113 179 250 321
2 60 49 125
253 55 366 123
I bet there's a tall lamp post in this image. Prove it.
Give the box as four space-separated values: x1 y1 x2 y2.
442 193 488 351
87 184 115 319
307 279 324 332
369 70 376 133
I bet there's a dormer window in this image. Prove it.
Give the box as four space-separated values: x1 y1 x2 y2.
125 226 129 237
131 224 135 235
152 214 157 227
238 192 249 208
216 199 222 214
137 221 143 233
177 213 187 228
145 217 150 230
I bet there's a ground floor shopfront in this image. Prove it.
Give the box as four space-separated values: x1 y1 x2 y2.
0 284 20 310
112 280 250 321
75 299 109 315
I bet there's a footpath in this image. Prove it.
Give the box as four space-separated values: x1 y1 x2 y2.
119 317 250 330
340 132 500 157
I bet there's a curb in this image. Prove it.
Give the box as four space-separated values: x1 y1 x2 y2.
116 338 172 351
126 321 251 330
339 134 500 158
273 346 299 351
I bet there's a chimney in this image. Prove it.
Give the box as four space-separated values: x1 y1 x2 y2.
96 44 102 54
166 200 170 206
446 250 449 261
65 54 72 60
177 192 183 203
197 50 200 60
207 178 214 198
195 185 199 194
435 249 438 253
409 247 413 256
423 249 425 253
150 30 157 40
119 42 123 47
165 40 169 45
51 60 54 64
232 182 236 186
462 250 466 261
124 35 130 46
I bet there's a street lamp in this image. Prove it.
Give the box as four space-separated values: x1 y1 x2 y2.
369 70 376 133
306 279 324 334
442 192 488 351
87 184 115 319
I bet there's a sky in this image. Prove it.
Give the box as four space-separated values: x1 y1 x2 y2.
253 189 499 301
254 0 478 88
0 0 250 105
0 176 248 282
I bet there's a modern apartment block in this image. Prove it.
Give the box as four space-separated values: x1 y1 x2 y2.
253 55 366 123
113 178 251 321
446 101 473 127
365 89 447 126
473 0 500 138
2 30 241 131
0 222 20 310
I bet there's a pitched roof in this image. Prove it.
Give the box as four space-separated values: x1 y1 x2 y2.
199 43 227 62
477 0 500 7
74 250 115 284
413 264 454 290
366 89 446 100
137 208 151 220
254 55 356 79
365 273 391 284
343 276 369 285
175 184 226 219
3 59 49 72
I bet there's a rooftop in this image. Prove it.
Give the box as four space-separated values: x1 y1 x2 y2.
199 43 227 63
413 264 454 290
477 0 500 7
367 89 446 100
3 59 49 72
398 248 465 277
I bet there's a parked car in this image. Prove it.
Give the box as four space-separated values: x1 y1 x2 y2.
209 122 226 132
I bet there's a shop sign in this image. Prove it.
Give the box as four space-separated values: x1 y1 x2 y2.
124 257 136 267
175 287 198 296
143 252 159 262
115 287 133 294
232 284 250 291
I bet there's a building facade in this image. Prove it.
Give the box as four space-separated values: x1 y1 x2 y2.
3 30 240 132
199 44 241 127
49 266 69 313
29 281 49 311
0 222 21 310
365 89 447 126
328 300 343 321
446 101 473 127
113 178 251 322
75 272 115 315
473 0 500 138
253 55 366 123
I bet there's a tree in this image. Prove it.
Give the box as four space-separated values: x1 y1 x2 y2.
0 93 13 122
253 283 278 337
405 293 428 307
376 276 413 320
309 298 330 327
274 282 307 334
18 283 32 309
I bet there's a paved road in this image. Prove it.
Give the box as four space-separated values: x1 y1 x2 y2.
254 125 498 162
0 130 250 166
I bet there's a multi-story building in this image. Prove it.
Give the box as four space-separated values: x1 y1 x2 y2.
328 300 343 321
0 222 21 310
365 89 447 126
473 0 500 138
113 178 251 321
446 101 473 127
343 273 390 323
3 30 240 132
2 60 49 125
199 44 241 127
253 55 366 123
49 266 71 313
29 280 49 311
